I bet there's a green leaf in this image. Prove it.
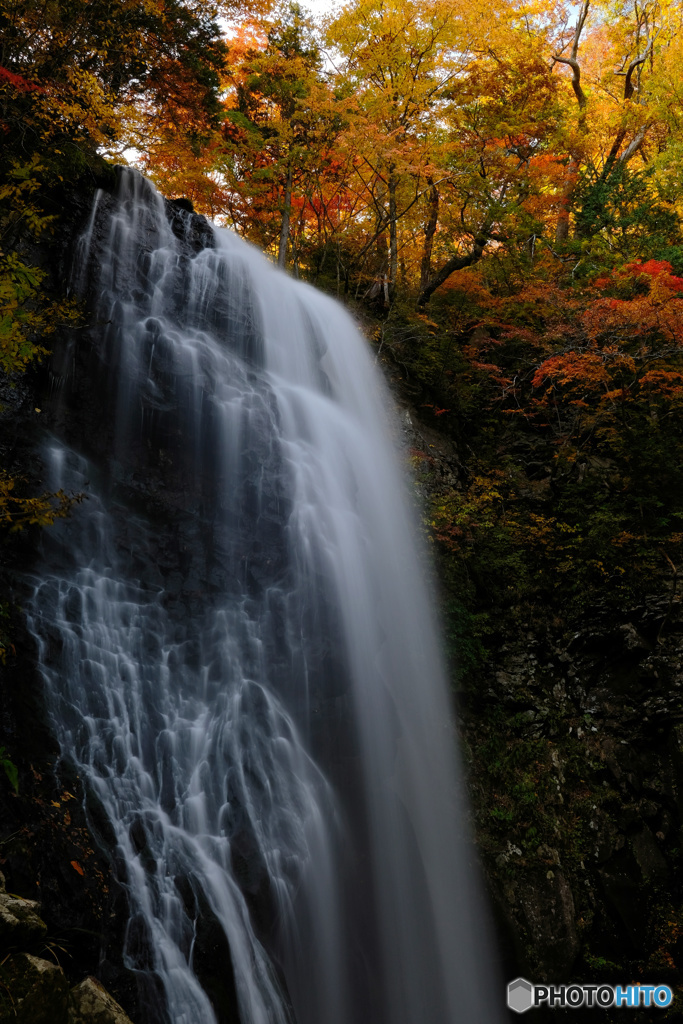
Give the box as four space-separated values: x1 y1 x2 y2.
0 748 18 793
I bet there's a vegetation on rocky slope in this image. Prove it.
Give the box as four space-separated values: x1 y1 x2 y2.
374 259 683 1012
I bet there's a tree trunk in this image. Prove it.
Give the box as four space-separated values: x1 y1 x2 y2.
388 170 398 297
278 163 293 268
552 2 589 244
417 233 488 308
555 155 579 243
420 178 439 292
375 227 387 269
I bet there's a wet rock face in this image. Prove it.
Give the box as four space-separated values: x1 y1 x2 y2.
1 173 341 1024
0 173 142 1021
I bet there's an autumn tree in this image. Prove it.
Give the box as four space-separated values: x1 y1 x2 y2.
417 38 561 305
219 4 333 266
549 0 683 255
324 0 569 305
326 0 465 297
145 4 344 270
0 0 232 168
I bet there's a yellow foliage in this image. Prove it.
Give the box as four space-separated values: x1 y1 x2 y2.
0 163 82 374
0 472 83 533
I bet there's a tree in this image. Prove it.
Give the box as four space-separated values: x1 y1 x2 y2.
327 0 464 296
549 0 683 247
220 4 328 265
417 28 561 304
0 0 230 168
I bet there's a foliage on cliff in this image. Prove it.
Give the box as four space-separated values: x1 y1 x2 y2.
399 257 683 638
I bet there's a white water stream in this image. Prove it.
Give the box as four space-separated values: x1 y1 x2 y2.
27 169 501 1024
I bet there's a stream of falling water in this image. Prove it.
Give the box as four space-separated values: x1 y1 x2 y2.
26 169 501 1024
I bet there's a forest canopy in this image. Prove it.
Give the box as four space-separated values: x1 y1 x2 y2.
136 0 683 302
3 0 683 632
3 0 683 303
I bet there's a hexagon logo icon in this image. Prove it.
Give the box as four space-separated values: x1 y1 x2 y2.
508 977 534 1014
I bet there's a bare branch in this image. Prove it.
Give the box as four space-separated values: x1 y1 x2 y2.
417 225 491 307
552 55 587 109
552 0 590 109
615 30 659 99
570 1 590 61
618 124 649 164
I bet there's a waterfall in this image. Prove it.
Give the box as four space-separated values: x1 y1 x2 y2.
27 169 501 1024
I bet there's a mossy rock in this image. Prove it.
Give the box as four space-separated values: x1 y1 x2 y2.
0 891 48 948
68 976 134 1024
0 953 69 1024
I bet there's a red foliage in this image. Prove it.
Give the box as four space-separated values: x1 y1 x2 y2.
593 260 683 293
623 260 683 290
0 66 43 93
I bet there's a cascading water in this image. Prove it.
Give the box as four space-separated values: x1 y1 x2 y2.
26 168 501 1024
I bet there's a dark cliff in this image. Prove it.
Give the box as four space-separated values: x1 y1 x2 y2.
0 169 144 1019
394 378 683 1021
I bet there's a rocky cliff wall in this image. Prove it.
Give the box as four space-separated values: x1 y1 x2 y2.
399 404 683 1020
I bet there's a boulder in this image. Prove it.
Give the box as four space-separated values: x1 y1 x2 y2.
0 890 48 948
0 953 69 1024
68 976 135 1024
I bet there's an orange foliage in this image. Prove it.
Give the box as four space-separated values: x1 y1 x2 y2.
532 352 610 392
